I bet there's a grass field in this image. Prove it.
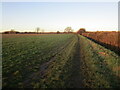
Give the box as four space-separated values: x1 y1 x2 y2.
2 34 120 88
79 35 119 88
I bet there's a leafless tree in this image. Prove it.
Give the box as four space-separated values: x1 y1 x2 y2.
64 27 73 33
36 27 40 33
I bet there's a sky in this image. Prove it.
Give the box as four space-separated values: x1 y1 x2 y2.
1 0 120 2
1 2 118 32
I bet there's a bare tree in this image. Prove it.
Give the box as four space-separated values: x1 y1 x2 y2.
36 27 40 33
64 27 73 33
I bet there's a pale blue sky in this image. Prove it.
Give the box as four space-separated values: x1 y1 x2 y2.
1 0 119 2
1 2 118 32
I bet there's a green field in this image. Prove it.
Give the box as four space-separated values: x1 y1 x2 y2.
2 34 120 88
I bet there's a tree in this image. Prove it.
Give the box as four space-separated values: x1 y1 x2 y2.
36 27 45 34
11 29 15 32
36 27 40 33
77 28 86 34
64 27 73 33
57 31 60 34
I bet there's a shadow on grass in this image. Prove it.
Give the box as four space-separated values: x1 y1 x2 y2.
85 36 120 56
91 50 120 88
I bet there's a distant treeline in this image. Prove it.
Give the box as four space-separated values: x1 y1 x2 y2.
2 30 119 55
2 31 74 34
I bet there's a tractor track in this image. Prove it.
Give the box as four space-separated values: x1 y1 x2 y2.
23 36 74 87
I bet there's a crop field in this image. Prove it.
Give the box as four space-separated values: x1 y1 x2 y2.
2 34 120 88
